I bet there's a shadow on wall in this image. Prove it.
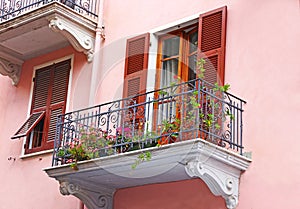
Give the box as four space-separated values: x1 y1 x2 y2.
114 179 226 209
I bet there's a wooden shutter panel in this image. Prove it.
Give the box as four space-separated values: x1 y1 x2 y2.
46 108 63 143
198 6 227 85
44 60 71 149
11 111 45 139
123 33 150 102
32 67 51 110
51 60 70 105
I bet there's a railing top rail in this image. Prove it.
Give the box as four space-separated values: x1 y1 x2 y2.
60 78 246 118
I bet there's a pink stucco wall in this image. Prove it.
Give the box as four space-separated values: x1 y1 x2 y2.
1 0 299 209
114 179 225 209
99 0 300 209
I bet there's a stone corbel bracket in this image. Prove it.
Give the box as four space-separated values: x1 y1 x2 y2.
48 15 95 62
0 57 22 85
185 142 251 209
59 179 115 209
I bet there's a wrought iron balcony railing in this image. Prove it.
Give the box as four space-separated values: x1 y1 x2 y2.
0 0 98 23
52 78 246 166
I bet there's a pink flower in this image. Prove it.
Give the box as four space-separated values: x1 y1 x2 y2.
116 127 131 134
173 75 181 80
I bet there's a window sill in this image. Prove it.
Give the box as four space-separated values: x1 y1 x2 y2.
20 149 53 159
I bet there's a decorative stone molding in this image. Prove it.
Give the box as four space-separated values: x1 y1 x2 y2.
185 158 240 209
45 139 251 209
0 57 22 85
59 181 114 209
49 15 95 62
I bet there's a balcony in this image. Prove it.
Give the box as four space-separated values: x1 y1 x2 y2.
44 78 251 209
0 0 100 85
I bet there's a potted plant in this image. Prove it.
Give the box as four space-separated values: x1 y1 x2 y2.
158 119 180 145
57 126 115 169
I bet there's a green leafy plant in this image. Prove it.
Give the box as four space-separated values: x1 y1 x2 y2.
132 151 152 169
158 119 180 145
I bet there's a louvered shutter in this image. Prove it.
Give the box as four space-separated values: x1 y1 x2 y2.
13 59 70 153
198 6 227 86
122 33 149 129
196 7 227 141
11 111 46 139
123 33 149 101
44 60 70 150
32 66 51 110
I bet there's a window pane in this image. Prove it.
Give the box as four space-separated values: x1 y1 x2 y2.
162 36 180 59
28 117 44 149
189 31 198 53
160 58 178 88
188 54 197 81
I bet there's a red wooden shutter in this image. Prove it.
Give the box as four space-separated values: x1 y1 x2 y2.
198 6 227 85
123 33 150 102
122 33 149 130
32 66 51 111
44 60 71 150
11 111 45 139
12 59 71 153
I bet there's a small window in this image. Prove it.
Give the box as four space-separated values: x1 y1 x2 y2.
12 59 71 154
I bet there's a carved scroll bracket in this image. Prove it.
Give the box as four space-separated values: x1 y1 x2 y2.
59 181 115 209
0 57 22 85
185 159 240 209
48 15 95 62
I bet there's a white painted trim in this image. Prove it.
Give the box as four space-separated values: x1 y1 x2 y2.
65 54 74 112
149 14 199 34
20 149 53 159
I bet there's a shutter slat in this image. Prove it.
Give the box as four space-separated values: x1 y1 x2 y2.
51 61 70 105
201 11 222 52
128 77 141 97
47 108 62 141
33 68 51 109
204 55 218 86
126 37 147 75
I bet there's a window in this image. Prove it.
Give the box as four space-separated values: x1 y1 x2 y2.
157 7 227 89
157 27 199 89
154 7 227 136
12 59 71 154
122 6 227 100
121 7 227 132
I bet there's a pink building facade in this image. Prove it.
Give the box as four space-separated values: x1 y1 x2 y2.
0 0 299 209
